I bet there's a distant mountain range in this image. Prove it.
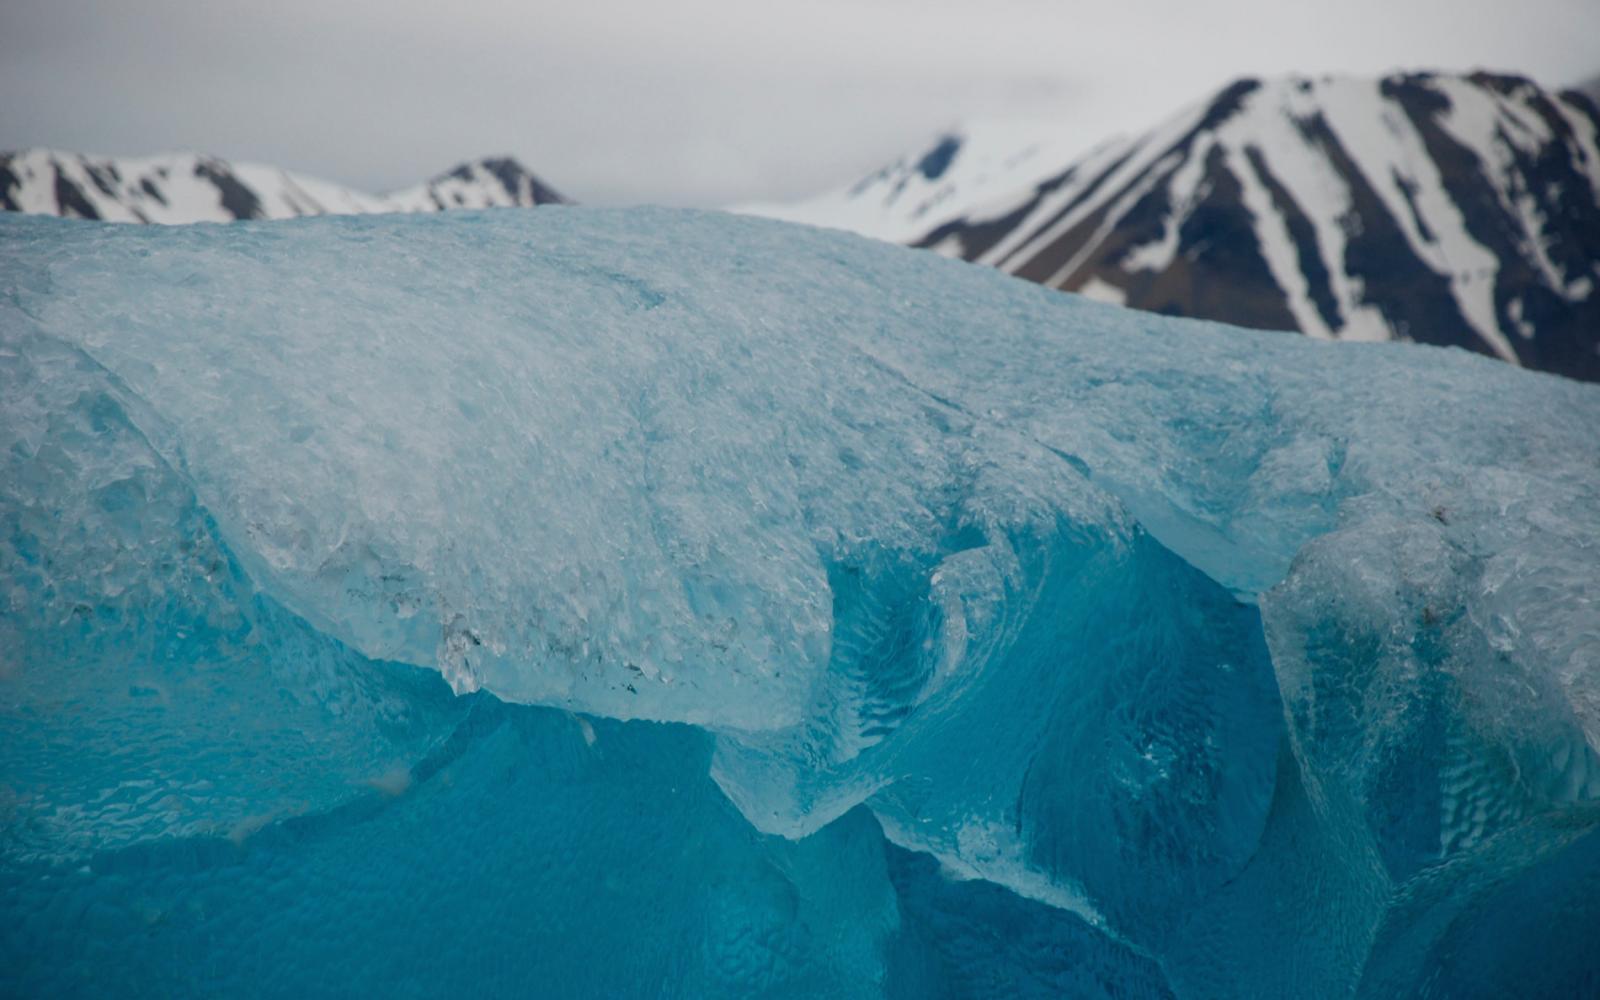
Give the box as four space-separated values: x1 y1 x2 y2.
0 150 567 223
7 70 1599 381
747 71 1600 382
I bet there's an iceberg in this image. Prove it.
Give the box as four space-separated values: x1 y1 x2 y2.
2 206 1597 997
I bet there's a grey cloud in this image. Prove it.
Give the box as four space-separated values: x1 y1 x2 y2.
2 0 1597 206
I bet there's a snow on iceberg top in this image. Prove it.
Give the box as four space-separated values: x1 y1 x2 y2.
2 207 1597 738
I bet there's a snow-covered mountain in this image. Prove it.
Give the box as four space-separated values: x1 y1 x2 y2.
735 119 1094 244
749 72 1600 382
0 150 568 224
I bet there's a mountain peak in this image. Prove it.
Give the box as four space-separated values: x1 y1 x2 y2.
748 70 1600 381
409 155 569 209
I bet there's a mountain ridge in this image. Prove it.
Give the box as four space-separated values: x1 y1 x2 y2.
0 149 569 223
749 70 1600 381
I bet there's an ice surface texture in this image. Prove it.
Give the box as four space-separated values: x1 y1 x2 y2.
3 207 1598 998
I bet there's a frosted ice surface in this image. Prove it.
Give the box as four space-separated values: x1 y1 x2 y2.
3 207 1599 996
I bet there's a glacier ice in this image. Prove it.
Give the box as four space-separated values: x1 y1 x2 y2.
2 206 1599 997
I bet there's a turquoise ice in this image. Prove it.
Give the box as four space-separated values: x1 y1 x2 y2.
3 207 1598 997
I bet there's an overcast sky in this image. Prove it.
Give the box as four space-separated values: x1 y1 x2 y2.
3 0 1597 206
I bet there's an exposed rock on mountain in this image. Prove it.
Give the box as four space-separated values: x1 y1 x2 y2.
753 72 1600 381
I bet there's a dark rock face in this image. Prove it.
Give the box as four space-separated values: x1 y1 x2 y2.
475 156 567 206
911 73 1600 382
915 136 962 181
52 164 102 220
194 159 266 220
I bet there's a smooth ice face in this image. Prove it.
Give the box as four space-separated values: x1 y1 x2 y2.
0 329 468 861
3 207 1599 996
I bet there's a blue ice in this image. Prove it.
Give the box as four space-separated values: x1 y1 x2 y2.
3 207 1598 997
